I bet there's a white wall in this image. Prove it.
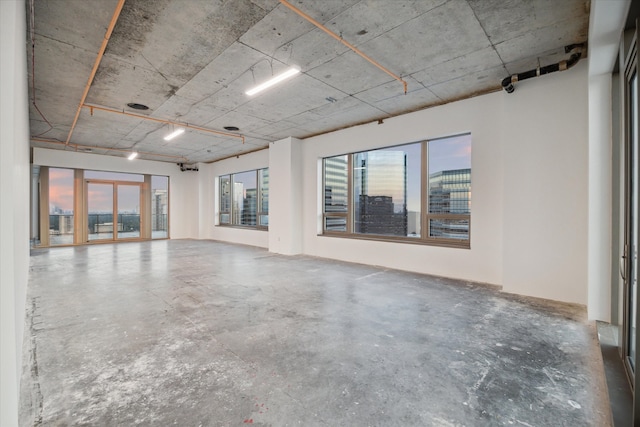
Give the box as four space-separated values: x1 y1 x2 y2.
1 1 30 425
33 148 200 239
198 149 269 248
301 62 589 305
501 64 589 304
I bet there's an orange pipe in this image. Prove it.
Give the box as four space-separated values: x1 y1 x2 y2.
32 138 189 162
65 0 126 145
83 104 246 143
279 0 408 94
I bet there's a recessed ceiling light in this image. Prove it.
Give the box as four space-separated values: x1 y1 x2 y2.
246 67 301 96
128 152 138 160
224 126 240 131
164 128 185 141
126 103 149 110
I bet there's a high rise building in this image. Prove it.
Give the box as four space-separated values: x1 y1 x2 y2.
354 151 408 236
428 168 471 239
428 168 471 214
152 189 168 232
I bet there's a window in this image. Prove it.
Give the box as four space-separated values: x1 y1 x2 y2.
324 155 348 231
218 168 269 229
38 167 169 246
151 176 169 239
48 168 75 245
322 134 471 247
258 168 269 227
354 143 421 237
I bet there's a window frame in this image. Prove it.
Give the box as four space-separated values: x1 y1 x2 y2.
218 168 269 230
321 135 471 249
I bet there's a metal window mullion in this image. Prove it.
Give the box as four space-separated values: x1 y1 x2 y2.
422 140 429 241
230 174 235 225
347 154 354 234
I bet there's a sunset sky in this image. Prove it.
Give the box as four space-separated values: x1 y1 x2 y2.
49 169 169 214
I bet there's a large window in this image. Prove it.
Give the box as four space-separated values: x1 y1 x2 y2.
37 167 169 246
218 168 268 229
322 134 471 247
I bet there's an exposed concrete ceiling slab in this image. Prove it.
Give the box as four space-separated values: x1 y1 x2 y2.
152 96 230 125
306 50 398 95
29 37 96 123
354 78 441 116
28 0 591 164
360 0 491 77
468 0 589 45
428 65 510 101
238 5 317 58
235 73 348 122
173 42 268 102
494 18 589 64
410 47 505 88
32 0 118 52
205 110 272 133
271 27 351 71
87 55 177 111
326 0 449 47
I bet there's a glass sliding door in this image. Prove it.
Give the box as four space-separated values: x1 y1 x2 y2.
630 70 638 371
623 26 638 389
87 182 114 241
117 184 141 240
86 181 142 241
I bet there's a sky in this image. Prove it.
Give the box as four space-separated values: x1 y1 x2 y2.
50 169 169 214
49 168 74 212
429 133 472 173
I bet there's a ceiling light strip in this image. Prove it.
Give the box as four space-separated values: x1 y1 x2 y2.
279 0 408 94
64 0 126 146
164 128 185 141
31 137 189 162
83 104 246 143
246 67 300 96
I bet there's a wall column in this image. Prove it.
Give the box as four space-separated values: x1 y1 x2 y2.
268 137 303 255
1 0 31 425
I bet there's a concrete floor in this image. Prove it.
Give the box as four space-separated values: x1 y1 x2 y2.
20 240 610 426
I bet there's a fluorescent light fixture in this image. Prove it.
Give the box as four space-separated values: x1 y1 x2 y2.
246 67 301 96
128 152 138 160
164 128 185 141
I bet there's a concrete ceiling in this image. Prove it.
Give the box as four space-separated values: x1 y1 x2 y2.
28 0 590 164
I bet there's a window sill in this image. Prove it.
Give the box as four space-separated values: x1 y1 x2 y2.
318 232 470 249
216 224 268 231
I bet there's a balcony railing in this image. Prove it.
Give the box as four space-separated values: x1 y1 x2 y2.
48 213 167 242
88 213 140 240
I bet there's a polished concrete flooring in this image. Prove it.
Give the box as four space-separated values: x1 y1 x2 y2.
20 240 610 426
